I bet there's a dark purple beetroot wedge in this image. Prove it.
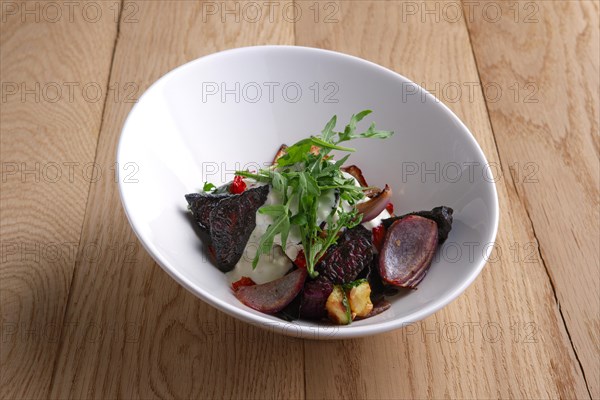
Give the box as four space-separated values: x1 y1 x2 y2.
299 277 334 319
209 185 269 271
382 206 453 244
356 184 392 222
185 192 231 234
379 215 438 288
316 225 373 284
235 268 308 314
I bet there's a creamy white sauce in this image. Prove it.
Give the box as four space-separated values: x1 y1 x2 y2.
226 174 390 284
362 208 391 230
226 242 294 284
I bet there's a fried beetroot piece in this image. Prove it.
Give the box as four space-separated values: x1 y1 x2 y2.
316 225 373 284
185 192 231 235
379 215 438 288
209 185 269 271
185 185 269 272
382 206 453 244
299 277 334 319
235 268 308 314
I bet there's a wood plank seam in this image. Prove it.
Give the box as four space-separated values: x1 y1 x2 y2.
505 160 594 399
460 3 594 397
503 154 593 400
47 3 302 399
291 4 307 400
45 1 125 395
295 2 586 397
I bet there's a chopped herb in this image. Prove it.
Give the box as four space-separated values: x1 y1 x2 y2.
202 181 217 193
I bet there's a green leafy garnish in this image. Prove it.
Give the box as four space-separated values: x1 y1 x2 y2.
202 181 217 192
254 204 290 264
237 110 393 278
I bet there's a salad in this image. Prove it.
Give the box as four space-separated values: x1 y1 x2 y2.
185 111 453 325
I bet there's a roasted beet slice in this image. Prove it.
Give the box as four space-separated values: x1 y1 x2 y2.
316 225 373 284
357 184 392 222
382 206 453 244
185 192 231 234
299 278 334 319
209 185 269 271
235 268 308 314
379 215 438 288
341 165 369 187
186 186 269 272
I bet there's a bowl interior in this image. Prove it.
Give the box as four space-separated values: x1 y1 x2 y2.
118 46 498 339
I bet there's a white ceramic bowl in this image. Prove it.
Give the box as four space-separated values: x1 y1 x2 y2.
118 46 499 339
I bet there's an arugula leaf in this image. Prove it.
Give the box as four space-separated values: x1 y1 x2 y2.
279 217 290 252
302 172 320 196
319 154 350 176
362 122 394 139
321 115 337 142
271 171 287 194
275 138 313 167
354 109 373 122
258 204 287 216
290 213 307 225
309 136 355 152
340 110 371 142
202 182 217 192
252 212 290 269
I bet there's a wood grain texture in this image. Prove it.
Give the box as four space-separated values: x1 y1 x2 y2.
296 1 591 398
466 1 600 397
47 2 302 399
0 2 118 398
2 1 597 399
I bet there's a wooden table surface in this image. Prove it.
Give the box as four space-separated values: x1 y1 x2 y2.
1 1 599 399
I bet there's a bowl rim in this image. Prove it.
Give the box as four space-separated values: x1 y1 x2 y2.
117 45 500 339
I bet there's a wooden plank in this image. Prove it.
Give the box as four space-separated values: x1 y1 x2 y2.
466 1 599 397
0 2 119 399
48 2 301 399
296 1 591 398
